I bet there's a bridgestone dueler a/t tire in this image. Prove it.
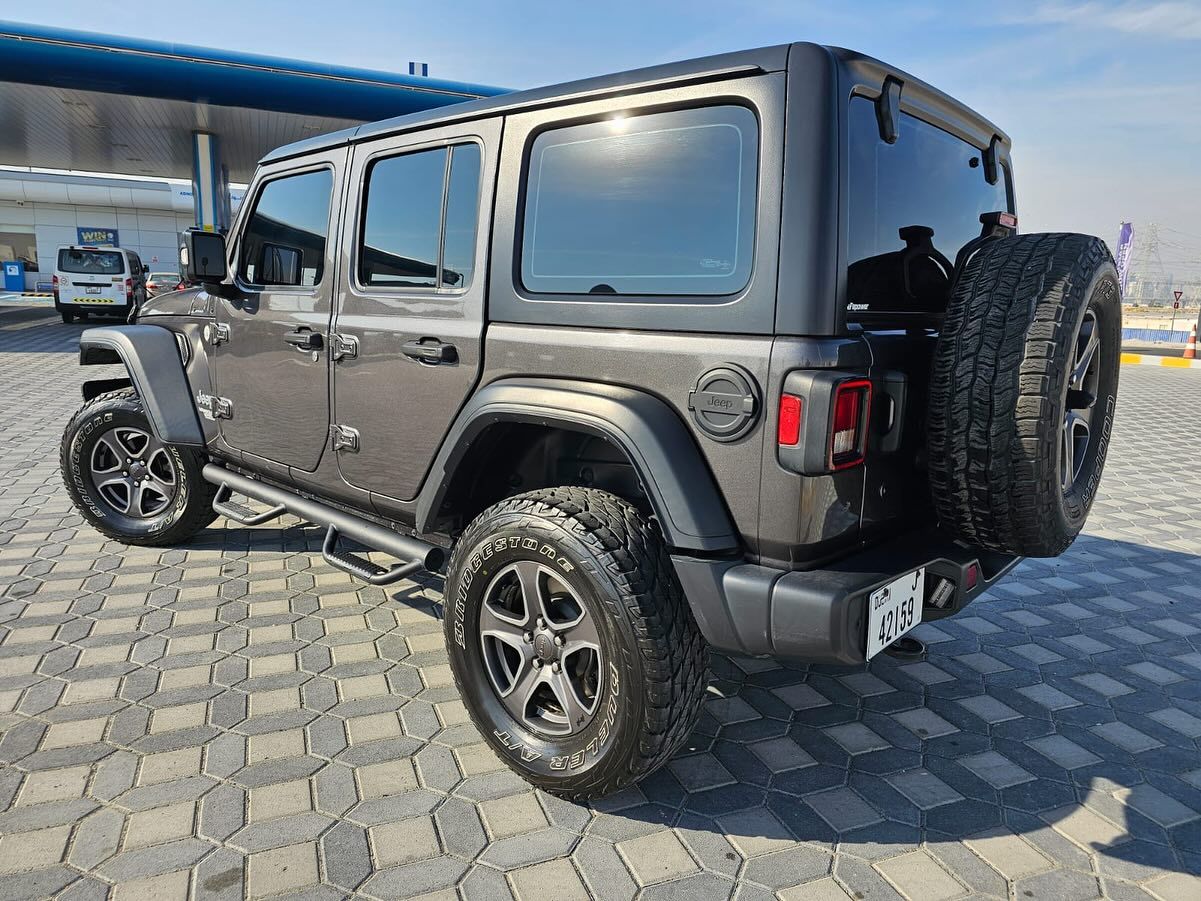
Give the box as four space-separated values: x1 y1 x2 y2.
443 487 708 800
928 233 1120 557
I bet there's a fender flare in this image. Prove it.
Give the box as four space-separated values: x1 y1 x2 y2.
416 378 740 553
79 325 205 446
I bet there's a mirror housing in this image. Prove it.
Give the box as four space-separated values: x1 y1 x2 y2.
180 229 229 285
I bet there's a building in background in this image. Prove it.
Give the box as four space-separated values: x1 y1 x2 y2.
0 169 244 290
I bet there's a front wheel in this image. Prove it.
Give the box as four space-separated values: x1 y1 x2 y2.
60 388 218 546
444 487 708 800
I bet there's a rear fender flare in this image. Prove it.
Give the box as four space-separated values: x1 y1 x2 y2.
416 378 740 553
78 325 204 446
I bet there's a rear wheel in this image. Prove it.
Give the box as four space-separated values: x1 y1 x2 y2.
60 310 75 324
60 389 218 546
444 487 707 800
928 233 1120 557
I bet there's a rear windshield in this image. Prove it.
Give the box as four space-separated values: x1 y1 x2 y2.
58 249 125 276
846 97 1010 323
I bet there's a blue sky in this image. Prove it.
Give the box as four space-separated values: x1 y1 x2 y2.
17 1 1201 265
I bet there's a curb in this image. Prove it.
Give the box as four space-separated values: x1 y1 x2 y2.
1120 352 1201 370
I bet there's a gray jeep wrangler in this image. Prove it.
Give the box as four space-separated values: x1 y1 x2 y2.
60 42 1121 800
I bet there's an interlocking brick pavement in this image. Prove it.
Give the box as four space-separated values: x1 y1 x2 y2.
1 304 1199 900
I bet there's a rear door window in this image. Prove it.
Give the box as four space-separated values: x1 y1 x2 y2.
520 105 758 297
357 142 482 290
58 249 125 275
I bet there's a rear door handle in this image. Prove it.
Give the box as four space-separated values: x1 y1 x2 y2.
402 338 457 365
284 329 323 351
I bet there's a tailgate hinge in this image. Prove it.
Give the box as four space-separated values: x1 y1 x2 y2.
330 333 359 361
330 424 360 452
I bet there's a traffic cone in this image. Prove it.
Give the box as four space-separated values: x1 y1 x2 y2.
1186 324 1198 360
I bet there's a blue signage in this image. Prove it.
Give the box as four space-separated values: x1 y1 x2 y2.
77 227 119 246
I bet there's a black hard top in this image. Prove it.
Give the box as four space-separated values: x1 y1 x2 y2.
262 42 1008 166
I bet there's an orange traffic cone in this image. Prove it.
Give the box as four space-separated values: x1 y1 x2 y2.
1186 324 1198 360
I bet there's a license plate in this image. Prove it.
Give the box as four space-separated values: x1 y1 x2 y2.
85 286 102 294
866 568 924 659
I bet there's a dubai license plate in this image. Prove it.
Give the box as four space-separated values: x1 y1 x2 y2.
866 568 924 659
85 286 103 294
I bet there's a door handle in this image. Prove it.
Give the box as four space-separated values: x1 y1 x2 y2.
284 329 323 351
402 338 457 365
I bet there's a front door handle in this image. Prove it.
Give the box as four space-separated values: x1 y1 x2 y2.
284 329 323 351
402 338 457 365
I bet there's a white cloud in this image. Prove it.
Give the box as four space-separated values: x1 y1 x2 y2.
1015 2 1201 39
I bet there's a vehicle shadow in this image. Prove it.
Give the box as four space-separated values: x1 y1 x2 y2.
187 518 1201 887
600 533 1201 889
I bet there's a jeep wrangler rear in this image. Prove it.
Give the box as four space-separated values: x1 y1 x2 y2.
60 43 1120 799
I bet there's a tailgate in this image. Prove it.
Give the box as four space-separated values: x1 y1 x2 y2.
862 330 937 538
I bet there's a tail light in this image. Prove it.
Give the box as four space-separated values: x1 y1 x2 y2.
778 394 803 446
124 277 133 301
52 274 59 299
830 379 871 470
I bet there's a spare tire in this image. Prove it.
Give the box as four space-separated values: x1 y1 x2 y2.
928 233 1120 557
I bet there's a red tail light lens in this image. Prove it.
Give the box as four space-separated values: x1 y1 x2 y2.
830 379 871 469
52 274 59 299
125 277 133 300
778 394 802 446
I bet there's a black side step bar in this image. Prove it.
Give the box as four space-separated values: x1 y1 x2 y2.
202 463 444 584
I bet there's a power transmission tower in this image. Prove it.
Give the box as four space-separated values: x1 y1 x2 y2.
1134 223 1171 305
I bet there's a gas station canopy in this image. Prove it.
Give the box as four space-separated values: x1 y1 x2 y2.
0 21 507 183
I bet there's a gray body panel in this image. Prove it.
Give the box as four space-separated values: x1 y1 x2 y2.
331 117 502 501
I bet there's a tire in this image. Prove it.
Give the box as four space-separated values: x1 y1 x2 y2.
928 233 1120 557
60 388 219 546
60 310 75 324
443 487 708 800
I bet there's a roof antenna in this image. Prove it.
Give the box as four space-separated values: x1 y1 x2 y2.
875 76 903 144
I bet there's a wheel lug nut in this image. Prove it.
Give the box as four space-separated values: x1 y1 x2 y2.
552 661 561 673
536 618 545 629
554 634 565 647
532 659 543 669
523 632 533 643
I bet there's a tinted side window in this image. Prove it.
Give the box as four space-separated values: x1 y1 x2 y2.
360 148 446 288
521 105 758 297
846 98 1010 321
240 169 333 287
440 144 481 289
358 142 482 290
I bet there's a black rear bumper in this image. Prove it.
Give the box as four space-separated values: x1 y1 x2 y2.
673 527 1020 665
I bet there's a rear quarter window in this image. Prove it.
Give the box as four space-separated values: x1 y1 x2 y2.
520 105 758 298
846 97 1010 323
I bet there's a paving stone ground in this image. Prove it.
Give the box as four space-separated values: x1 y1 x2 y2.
1 304 1200 901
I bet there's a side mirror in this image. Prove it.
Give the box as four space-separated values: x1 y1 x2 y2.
142 263 150 275
180 229 228 285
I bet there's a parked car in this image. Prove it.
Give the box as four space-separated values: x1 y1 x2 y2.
60 42 1120 800
145 271 183 297
53 245 148 323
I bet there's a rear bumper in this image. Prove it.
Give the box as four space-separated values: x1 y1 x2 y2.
673 527 1021 665
56 299 132 317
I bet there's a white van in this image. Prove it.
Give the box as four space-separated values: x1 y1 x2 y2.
53 246 148 324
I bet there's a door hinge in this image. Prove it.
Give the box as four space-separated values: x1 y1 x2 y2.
197 391 233 420
207 322 231 346
330 333 359 361
330 424 360 452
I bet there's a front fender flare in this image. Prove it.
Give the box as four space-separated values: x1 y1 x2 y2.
79 325 205 446
416 378 740 553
